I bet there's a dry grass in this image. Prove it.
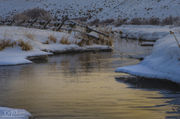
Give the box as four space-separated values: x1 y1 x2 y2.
18 40 32 51
77 39 85 47
107 38 113 46
60 36 71 45
43 40 49 44
48 35 57 43
0 40 16 51
0 39 33 51
119 30 123 35
25 33 34 40
75 27 114 47
97 27 114 46
98 35 105 45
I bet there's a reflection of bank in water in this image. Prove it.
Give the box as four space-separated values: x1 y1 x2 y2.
115 75 180 91
115 75 180 119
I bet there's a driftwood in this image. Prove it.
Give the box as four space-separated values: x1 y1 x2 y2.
30 19 38 27
43 20 51 29
61 27 100 41
68 20 109 37
56 16 69 31
0 18 110 42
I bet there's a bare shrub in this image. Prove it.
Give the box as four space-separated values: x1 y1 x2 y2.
48 35 57 43
114 18 128 26
162 16 180 25
89 19 100 26
162 16 173 25
148 17 160 25
18 40 32 51
130 18 143 25
72 17 88 22
100 19 114 25
173 17 180 26
0 16 2 22
13 8 52 23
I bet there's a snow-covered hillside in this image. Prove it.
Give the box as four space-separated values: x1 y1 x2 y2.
0 0 180 20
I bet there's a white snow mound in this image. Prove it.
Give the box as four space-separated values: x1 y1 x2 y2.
116 33 180 83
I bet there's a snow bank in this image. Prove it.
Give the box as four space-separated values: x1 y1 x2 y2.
0 47 51 65
0 107 31 119
113 25 174 41
115 33 180 83
0 26 111 65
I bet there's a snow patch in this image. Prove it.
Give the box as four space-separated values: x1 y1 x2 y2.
0 107 31 119
116 34 180 83
113 25 174 41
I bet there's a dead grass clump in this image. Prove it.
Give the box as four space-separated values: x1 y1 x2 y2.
0 40 16 51
48 35 57 43
18 40 32 51
60 36 71 45
77 40 85 47
43 40 49 44
85 40 90 45
107 39 113 46
119 30 123 35
98 35 105 44
25 33 34 40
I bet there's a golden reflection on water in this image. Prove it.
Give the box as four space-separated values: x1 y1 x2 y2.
0 39 179 119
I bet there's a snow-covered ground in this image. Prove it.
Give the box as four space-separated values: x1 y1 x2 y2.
115 26 180 83
0 107 31 119
0 26 111 65
113 25 176 41
0 0 180 20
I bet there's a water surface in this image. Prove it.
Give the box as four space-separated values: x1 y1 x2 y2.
0 39 179 119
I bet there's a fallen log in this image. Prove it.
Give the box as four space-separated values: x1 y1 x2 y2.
56 16 69 31
68 20 109 37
